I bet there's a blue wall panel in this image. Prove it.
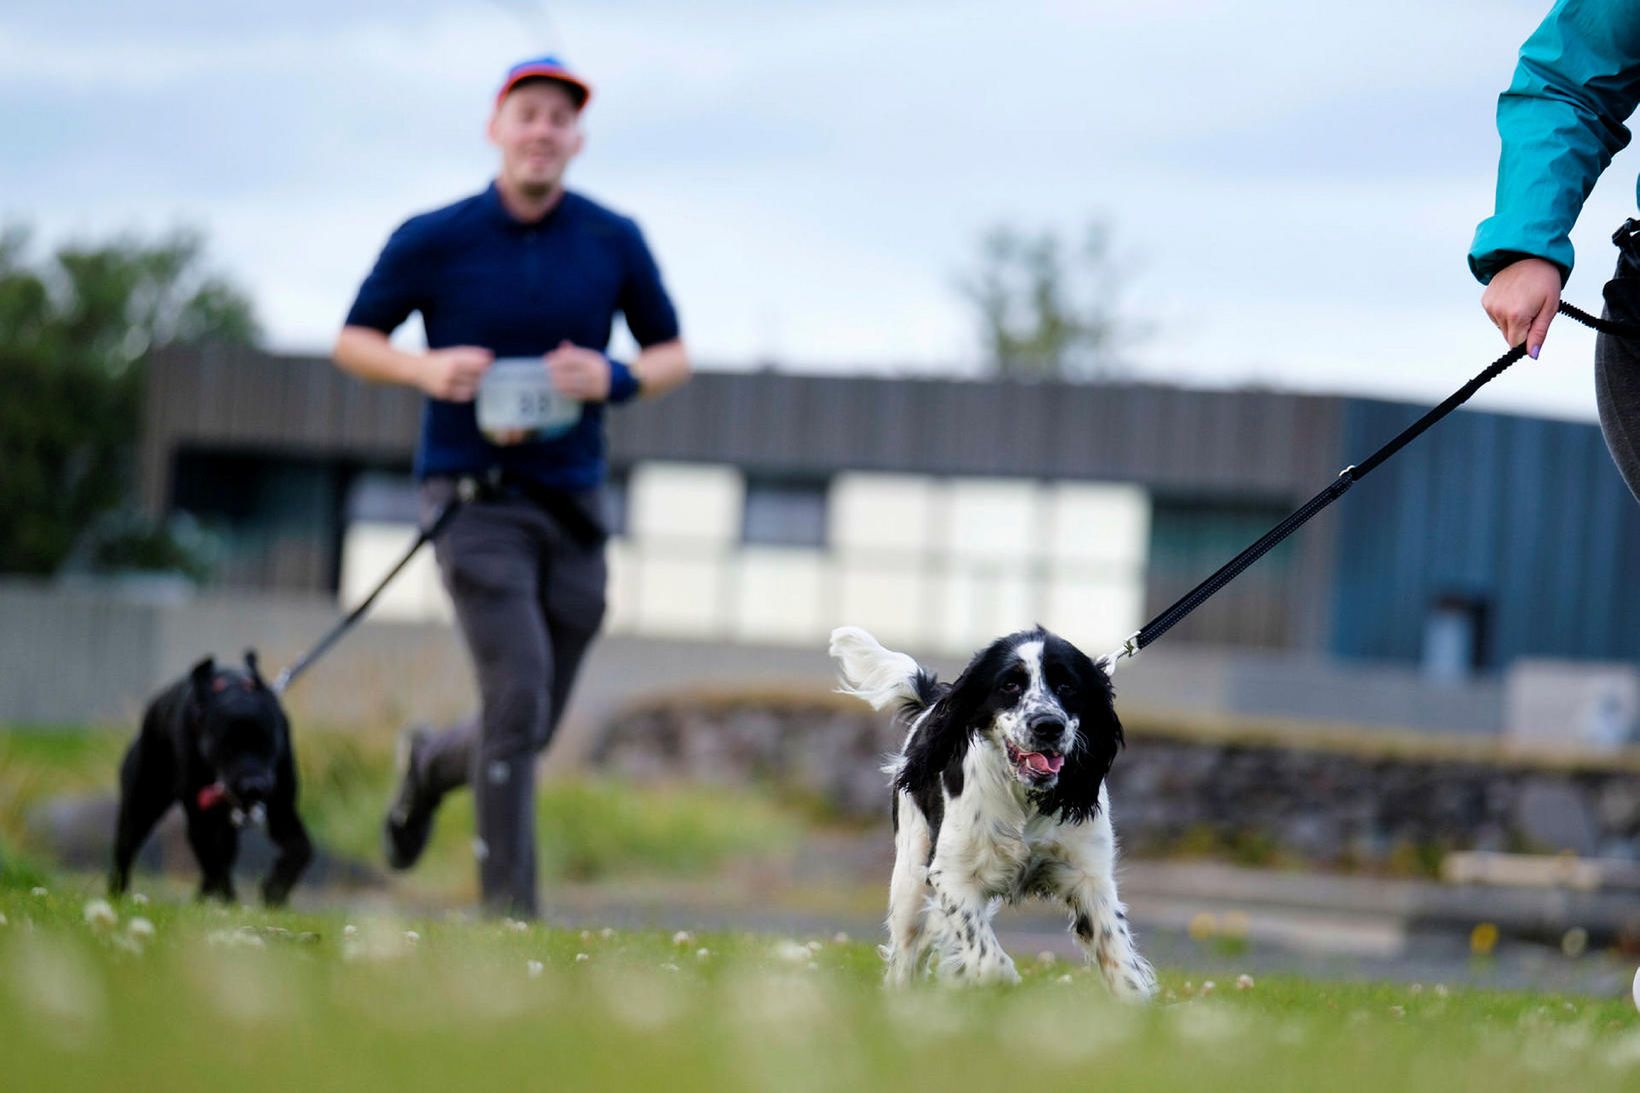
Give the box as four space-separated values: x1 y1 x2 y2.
1329 399 1640 667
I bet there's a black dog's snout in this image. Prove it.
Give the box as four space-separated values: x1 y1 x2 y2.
232 771 276 801
1027 714 1066 747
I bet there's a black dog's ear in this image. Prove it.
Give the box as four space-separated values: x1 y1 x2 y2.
1037 654 1124 825
189 656 217 707
244 649 264 688
894 640 1003 800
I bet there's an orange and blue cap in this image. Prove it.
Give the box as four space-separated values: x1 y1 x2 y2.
495 55 592 110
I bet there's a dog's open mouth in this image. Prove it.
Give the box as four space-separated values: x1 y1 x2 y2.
1005 740 1064 784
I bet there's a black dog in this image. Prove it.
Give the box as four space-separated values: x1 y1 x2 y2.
110 651 312 905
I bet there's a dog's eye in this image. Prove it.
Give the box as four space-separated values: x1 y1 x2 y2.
1000 679 1022 696
1055 683 1077 699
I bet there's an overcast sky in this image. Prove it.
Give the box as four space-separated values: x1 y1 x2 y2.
5 0 1638 420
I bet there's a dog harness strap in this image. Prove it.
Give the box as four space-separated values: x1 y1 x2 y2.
1118 302 1640 664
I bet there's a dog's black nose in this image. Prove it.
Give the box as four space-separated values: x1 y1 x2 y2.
233 771 275 802
1028 715 1065 747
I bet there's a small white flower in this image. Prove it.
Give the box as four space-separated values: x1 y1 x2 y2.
1235 974 1255 991
127 917 156 941
30 887 48 898
1056 974 1073 985
1389 1005 1406 1018
507 919 529 934
580 929 593 940
805 939 823 953
672 930 693 946
1434 984 1450 998
599 927 614 939
695 948 711 960
1200 980 1216 996
343 924 358 939
661 962 681 973
83 899 117 930
403 930 420 944
526 960 544 979
1037 951 1057 965
832 931 849 944
1409 983 1424 995
131 893 150 906
773 940 810 964
575 953 590 963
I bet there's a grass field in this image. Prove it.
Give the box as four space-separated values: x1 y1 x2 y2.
0 724 802 902
3 877 1639 1093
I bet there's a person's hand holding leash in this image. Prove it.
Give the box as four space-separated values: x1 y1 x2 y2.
418 346 494 401
547 340 617 401
1482 257 1562 360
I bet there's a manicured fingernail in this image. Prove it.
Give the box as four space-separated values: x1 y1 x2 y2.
1529 345 1539 359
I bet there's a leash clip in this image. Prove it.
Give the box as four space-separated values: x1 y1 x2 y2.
1098 630 1143 674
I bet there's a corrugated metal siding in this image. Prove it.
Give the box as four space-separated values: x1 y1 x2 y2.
1329 399 1640 666
143 349 1347 497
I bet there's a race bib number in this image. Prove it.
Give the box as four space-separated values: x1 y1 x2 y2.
476 358 584 441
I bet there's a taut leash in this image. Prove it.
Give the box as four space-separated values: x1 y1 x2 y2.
271 494 466 695
1099 302 1640 673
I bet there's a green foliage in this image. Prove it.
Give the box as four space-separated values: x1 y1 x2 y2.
0 224 259 576
0 725 798 896
958 219 1139 380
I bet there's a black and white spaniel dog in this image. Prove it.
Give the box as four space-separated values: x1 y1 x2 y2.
830 624 1155 999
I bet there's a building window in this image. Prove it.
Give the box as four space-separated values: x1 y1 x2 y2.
741 475 829 547
1145 497 1299 648
1423 594 1489 680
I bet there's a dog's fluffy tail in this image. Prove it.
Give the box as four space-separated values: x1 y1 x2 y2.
829 626 937 718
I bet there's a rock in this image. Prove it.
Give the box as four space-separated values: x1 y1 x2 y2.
1514 778 1600 856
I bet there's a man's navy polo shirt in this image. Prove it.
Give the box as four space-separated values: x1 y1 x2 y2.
344 182 680 491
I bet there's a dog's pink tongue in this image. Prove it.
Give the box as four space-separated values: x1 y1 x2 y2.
1025 752 1063 774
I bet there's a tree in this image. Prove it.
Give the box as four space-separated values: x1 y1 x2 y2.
0 225 260 576
958 219 1139 381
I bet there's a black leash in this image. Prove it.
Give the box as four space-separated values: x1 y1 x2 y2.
271 496 465 695
1100 301 1640 671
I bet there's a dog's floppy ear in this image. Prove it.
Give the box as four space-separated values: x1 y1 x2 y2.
189 656 217 708
1037 650 1123 825
894 639 1003 799
244 649 265 689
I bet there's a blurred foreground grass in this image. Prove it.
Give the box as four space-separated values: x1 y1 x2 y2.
0 725 800 898
1 882 1638 1093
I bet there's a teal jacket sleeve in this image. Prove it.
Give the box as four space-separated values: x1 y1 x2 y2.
1469 0 1640 284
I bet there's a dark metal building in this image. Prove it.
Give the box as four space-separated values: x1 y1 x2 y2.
140 344 1640 669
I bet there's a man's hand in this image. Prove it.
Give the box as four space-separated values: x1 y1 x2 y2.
546 340 616 401
417 346 494 401
1482 257 1562 360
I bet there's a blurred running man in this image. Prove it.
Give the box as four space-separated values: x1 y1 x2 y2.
332 56 690 917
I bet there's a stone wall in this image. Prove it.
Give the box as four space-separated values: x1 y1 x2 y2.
593 697 1640 871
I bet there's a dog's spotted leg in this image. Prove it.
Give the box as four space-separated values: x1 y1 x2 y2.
883 792 932 987
1065 886 1155 1001
1055 813 1155 1001
926 870 1017 985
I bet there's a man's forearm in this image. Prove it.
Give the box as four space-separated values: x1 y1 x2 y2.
333 325 426 388
633 338 690 398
